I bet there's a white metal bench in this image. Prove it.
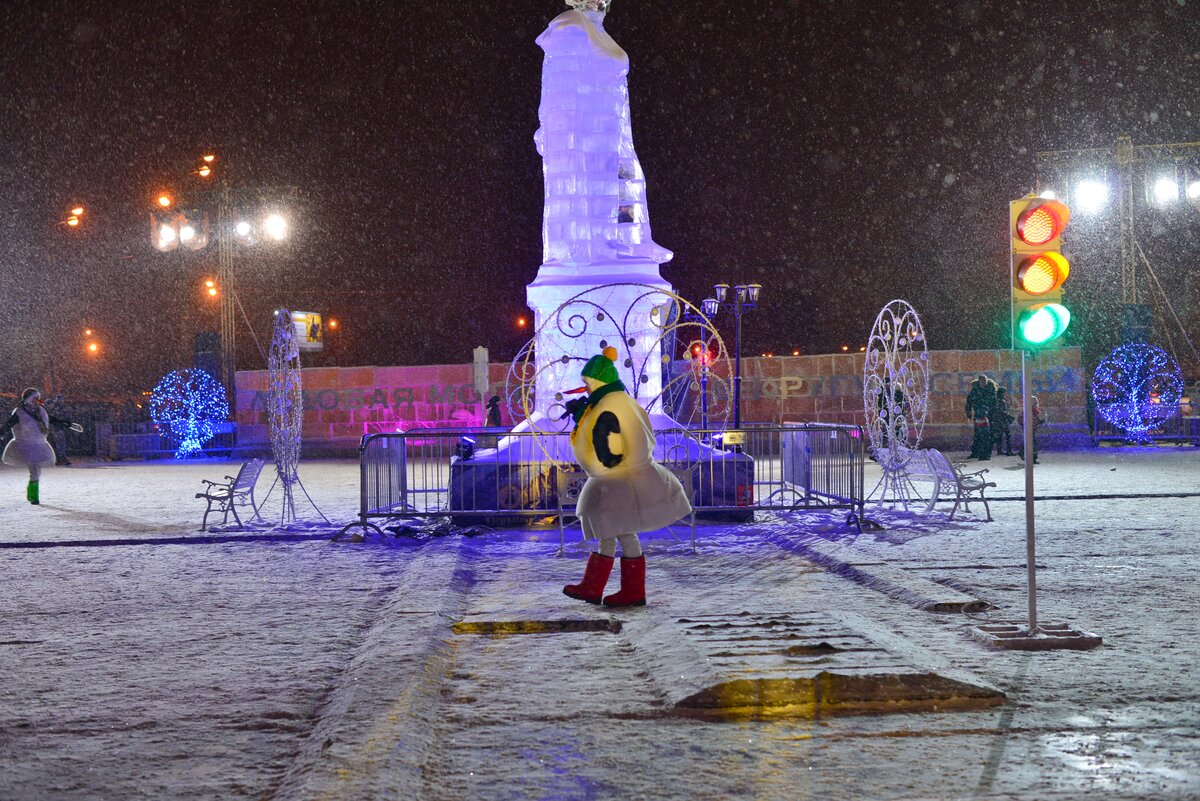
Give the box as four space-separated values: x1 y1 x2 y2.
924 448 995 521
554 463 697 556
196 458 265 531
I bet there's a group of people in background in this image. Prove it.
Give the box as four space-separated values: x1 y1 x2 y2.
964 374 1044 463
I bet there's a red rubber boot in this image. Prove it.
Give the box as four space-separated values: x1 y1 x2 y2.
563 553 614 604
603 555 646 607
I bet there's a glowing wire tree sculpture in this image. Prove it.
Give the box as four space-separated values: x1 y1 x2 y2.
505 283 729 442
862 300 930 508
149 369 229 459
266 309 327 524
1092 343 1183 440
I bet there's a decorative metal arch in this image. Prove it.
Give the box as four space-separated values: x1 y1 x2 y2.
506 283 730 458
265 309 327 525
862 300 931 509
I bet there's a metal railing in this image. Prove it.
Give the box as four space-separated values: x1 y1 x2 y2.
1092 405 1200 445
341 423 865 537
94 421 238 459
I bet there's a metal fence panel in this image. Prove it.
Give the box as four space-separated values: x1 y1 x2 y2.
348 423 865 533
1092 405 1200 445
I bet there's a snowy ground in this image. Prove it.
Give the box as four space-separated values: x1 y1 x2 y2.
0 447 1198 800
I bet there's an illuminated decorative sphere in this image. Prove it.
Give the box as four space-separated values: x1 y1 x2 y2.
149 369 229 458
1091 344 1183 438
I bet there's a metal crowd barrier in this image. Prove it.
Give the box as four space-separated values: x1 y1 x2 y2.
94 421 238 459
341 423 866 538
1092 405 1200 445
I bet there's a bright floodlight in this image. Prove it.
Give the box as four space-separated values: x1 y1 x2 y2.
1038 189 1057 200
158 194 172 208
235 221 252 237
1074 180 1108 213
1187 181 1200 201
263 213 288 241
158 223 176 248
1153 176 1179 205
179 224 195 242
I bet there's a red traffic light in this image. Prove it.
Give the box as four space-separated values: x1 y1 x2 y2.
1015 199 1070 246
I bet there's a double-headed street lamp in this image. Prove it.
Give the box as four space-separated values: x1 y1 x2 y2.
702 282 762 429
151 153 292 393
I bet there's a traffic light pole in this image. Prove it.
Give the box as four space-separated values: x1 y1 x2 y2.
1021 349 1038 634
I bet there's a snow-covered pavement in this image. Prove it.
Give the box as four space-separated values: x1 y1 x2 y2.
1 449 1198 800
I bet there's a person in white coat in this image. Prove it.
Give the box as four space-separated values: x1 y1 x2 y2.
1 388 82 505
562 348 691 607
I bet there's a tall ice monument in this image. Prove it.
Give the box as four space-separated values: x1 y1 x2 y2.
526 0 675 423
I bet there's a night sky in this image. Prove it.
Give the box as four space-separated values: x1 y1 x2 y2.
3 0 1199 398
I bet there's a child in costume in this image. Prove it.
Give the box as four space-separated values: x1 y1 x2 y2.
0 388 83 505
561 347 691 607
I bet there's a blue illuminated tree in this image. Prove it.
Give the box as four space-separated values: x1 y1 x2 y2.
150 369 229 458
1091 344 1183 440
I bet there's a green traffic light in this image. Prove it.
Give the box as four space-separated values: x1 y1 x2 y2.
1018 303 1071 345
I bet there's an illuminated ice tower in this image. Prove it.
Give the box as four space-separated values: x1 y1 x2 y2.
526 0 675 422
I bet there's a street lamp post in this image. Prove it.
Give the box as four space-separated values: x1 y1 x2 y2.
704 283 762 429
151 153 291 395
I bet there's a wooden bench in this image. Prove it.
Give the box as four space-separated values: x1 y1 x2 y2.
196 459 265 531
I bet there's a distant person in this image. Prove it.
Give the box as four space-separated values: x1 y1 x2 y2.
991 386 1014 456
1019 395 1045 465
485 395 502 428
964 374 994 460
0 388 83 505
45 393 73 465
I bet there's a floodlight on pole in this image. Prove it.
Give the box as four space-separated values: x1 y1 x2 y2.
1187 180 1200 202
155 220 178 251
1074 179 1109 213
263 213 288 241
235 221 252 237
1152 176 1179 205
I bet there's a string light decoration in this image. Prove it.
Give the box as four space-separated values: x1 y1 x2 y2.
149 369 229 458
1092 343 1183 439
265 308 328 525
269 309 303 520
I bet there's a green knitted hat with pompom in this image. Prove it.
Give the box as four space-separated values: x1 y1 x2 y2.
581 346 620 385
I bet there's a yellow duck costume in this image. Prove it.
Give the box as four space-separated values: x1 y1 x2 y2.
562 347 691 606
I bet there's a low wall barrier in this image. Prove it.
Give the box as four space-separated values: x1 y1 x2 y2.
340 422 866 539
94 421 237 459
1092 405 1200 445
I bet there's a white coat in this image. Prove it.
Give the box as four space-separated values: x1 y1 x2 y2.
570 387 691 540
2 405 56 468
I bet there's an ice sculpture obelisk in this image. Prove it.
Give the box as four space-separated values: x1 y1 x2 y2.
526 0 675 424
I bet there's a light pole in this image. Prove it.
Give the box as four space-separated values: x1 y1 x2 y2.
150 153 290 395
704 283 761 429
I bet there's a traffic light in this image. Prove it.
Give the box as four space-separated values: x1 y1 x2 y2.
1010 194 1072 350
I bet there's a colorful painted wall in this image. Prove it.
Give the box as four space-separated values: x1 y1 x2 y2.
234 347 1087 455
674 347 1087 450
234 363 515 456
